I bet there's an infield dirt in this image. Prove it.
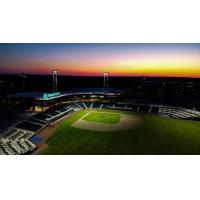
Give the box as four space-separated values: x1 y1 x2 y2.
71 111 142 132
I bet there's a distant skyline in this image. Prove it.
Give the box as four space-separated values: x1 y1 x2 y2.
0 43 200 77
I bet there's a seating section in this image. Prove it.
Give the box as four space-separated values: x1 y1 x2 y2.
46 110 59 117
32 113 48 121
114 103 127 109
92 102 102 109
56 107 68 113
28 118 47 126
159 106 200 119
104 103 115 109
66 103 81 111
79 102 87 109
0 129 36 155
84 102 92 109
16 121 43 132
75 102 84 109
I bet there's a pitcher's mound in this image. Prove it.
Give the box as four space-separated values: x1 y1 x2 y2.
71 112 142 132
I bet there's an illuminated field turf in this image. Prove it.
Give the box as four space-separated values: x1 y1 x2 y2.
41 109 200 155
83 112 121 124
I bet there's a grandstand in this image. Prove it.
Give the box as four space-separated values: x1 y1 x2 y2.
0 128 36 155
158 106 200 119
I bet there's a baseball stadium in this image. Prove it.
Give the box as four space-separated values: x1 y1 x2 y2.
1 74 200 155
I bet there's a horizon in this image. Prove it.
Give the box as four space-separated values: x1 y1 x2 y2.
0 43 200 78
1 73 200 79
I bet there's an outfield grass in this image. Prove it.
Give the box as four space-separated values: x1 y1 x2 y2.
41 109 200 155
83 112 121 124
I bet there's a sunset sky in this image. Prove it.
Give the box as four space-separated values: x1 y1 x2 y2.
0 43 200 77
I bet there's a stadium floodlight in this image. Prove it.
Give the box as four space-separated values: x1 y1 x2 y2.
103 72 109 90
53 69 58 92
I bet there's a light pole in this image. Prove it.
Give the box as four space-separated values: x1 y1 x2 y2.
20 73 27 119
103 72 109 92
53 69 58 93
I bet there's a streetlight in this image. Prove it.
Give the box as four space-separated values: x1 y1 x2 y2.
19 73 27 119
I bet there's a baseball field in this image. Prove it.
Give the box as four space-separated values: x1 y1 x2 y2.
37 109 200 155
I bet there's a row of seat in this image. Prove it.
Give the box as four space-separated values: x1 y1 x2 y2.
0 129 36 155
159 106 200 119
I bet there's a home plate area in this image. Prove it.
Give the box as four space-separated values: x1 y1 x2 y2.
71 111 142 132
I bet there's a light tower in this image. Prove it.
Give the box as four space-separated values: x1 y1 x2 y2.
103 72 109 89
53 69 58 93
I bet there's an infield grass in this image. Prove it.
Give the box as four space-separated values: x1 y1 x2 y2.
83 112 121 124
40 109 200 155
